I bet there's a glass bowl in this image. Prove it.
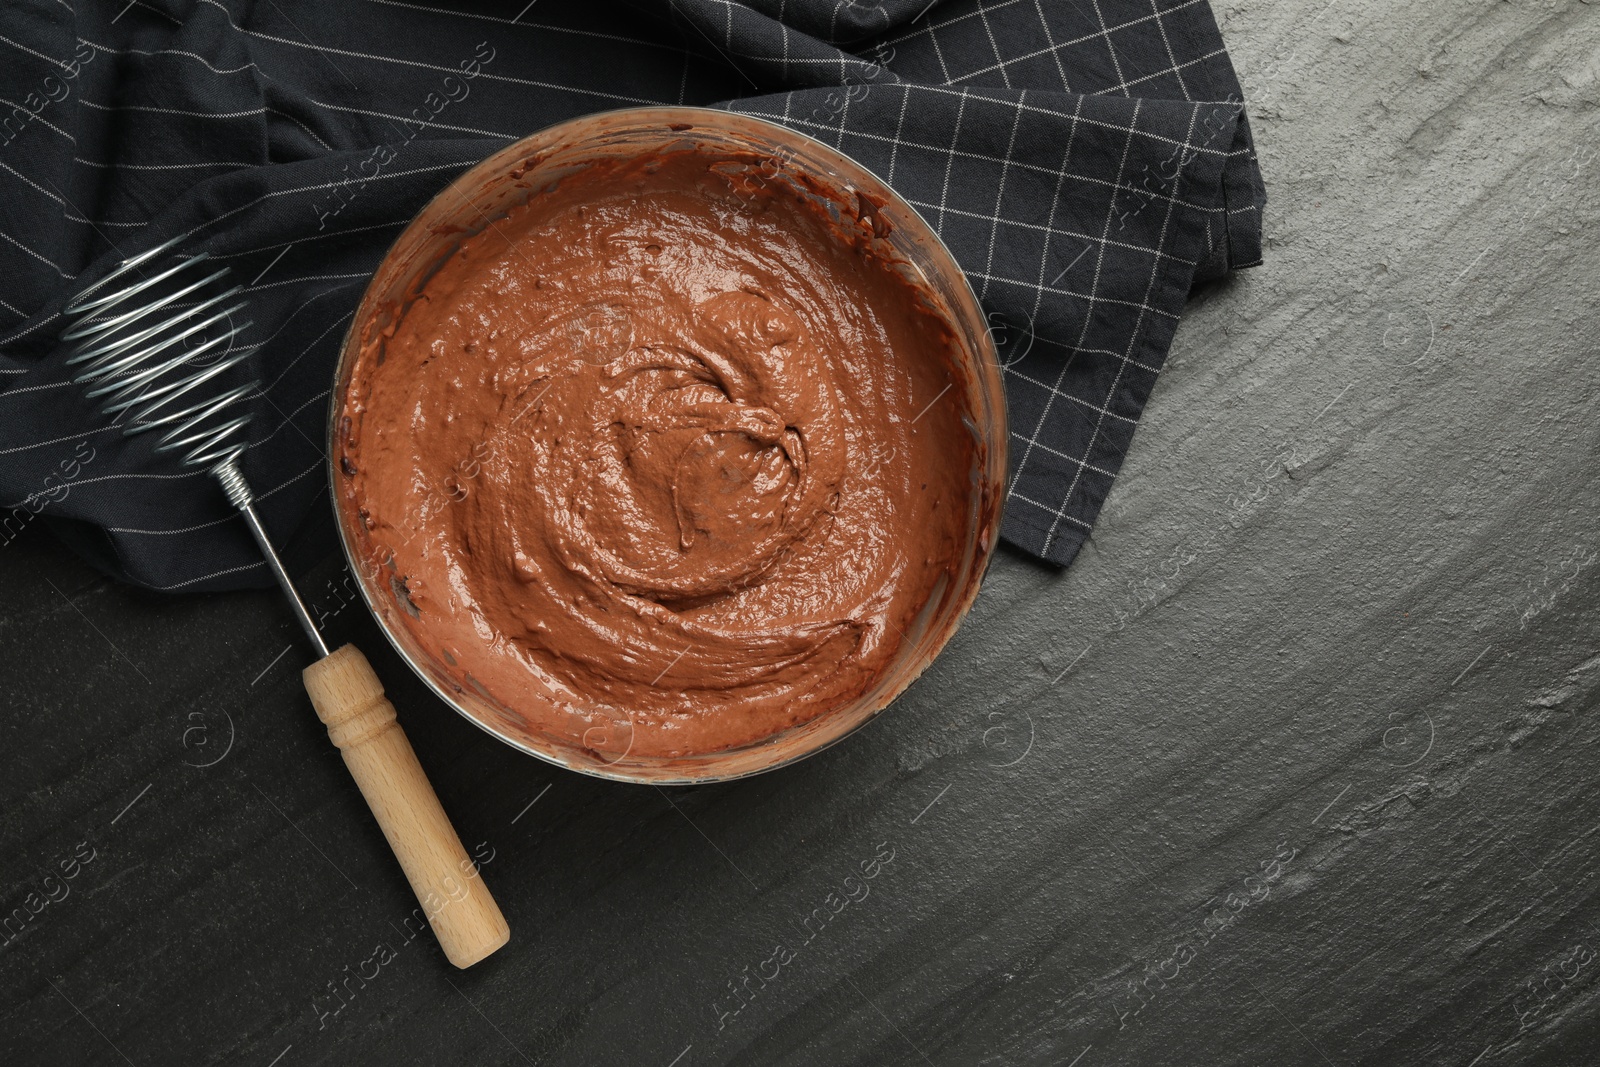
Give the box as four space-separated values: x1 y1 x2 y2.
328 106 1006 783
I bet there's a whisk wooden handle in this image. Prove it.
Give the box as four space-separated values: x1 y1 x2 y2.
302 644 509 968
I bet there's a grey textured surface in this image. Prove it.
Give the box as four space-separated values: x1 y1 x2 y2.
4 1 1600 1064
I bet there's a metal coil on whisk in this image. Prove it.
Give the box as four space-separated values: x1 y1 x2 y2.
60 235 327 654
62 234 257 478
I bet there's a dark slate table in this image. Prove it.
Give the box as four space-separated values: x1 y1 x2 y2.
4 1 1599 1064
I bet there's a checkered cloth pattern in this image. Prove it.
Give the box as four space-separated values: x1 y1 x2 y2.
0 0 1263 589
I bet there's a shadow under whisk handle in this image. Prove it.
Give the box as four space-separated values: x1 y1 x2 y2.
302 644 510 969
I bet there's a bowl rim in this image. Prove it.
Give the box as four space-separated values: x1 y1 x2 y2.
325 104 1008 784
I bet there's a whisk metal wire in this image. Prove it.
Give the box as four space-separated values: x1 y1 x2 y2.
62 235 328 656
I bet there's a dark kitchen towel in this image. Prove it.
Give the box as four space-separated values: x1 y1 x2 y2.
0 0 1264 590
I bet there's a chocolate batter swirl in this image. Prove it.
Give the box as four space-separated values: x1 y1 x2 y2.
340 148 976 759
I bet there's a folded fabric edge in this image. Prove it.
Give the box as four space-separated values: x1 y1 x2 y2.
998 104 1248 570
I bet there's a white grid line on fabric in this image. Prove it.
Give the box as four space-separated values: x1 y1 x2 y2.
884 0 1024 49
208 219 411 260
68 216 148 228
780 0 791 71
851 83 1237 158
1002 326 1167 378
243 272 369 293
169 158 471 245
303 95 518 139
1148 0 1193 101
904 198 1199 266
71 156 256 171
1030 333 1163 375
926 10 957 84
0 30 75 71
0 310 60 347
0 230 74 280
1032 0 1073 92
1095 46 1227 97
1043 100 1199 553
361 0 693 54
1 376 83 396
886 81 911 183
120 0 182 27
1003 366 1139 424
940 0 1206 84
1011 491 1093 531
75 36 261 76
835 46 852 150
148 559 266 591
1 159 67 205
976 87 1026 300
967 269 1181 320
700 0 885 70
194 0 669 107
107 513 238 536
106 454 324 537
79 98 267 119
1088 0 1129 90
270 106 333 151
1024 90 1084 330
760 112 1222 213
990 0 1210 85
0 419 120 457
737 51 886 66
225 287 353 360
0 96 76 142
261 309 355 392
1007 94 1143 514
977 0 1014 90
932 87 969 234
250 387 332 450
3 468 205 510
1008 430 1119 477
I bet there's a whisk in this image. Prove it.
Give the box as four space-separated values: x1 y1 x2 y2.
62 236 509 968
